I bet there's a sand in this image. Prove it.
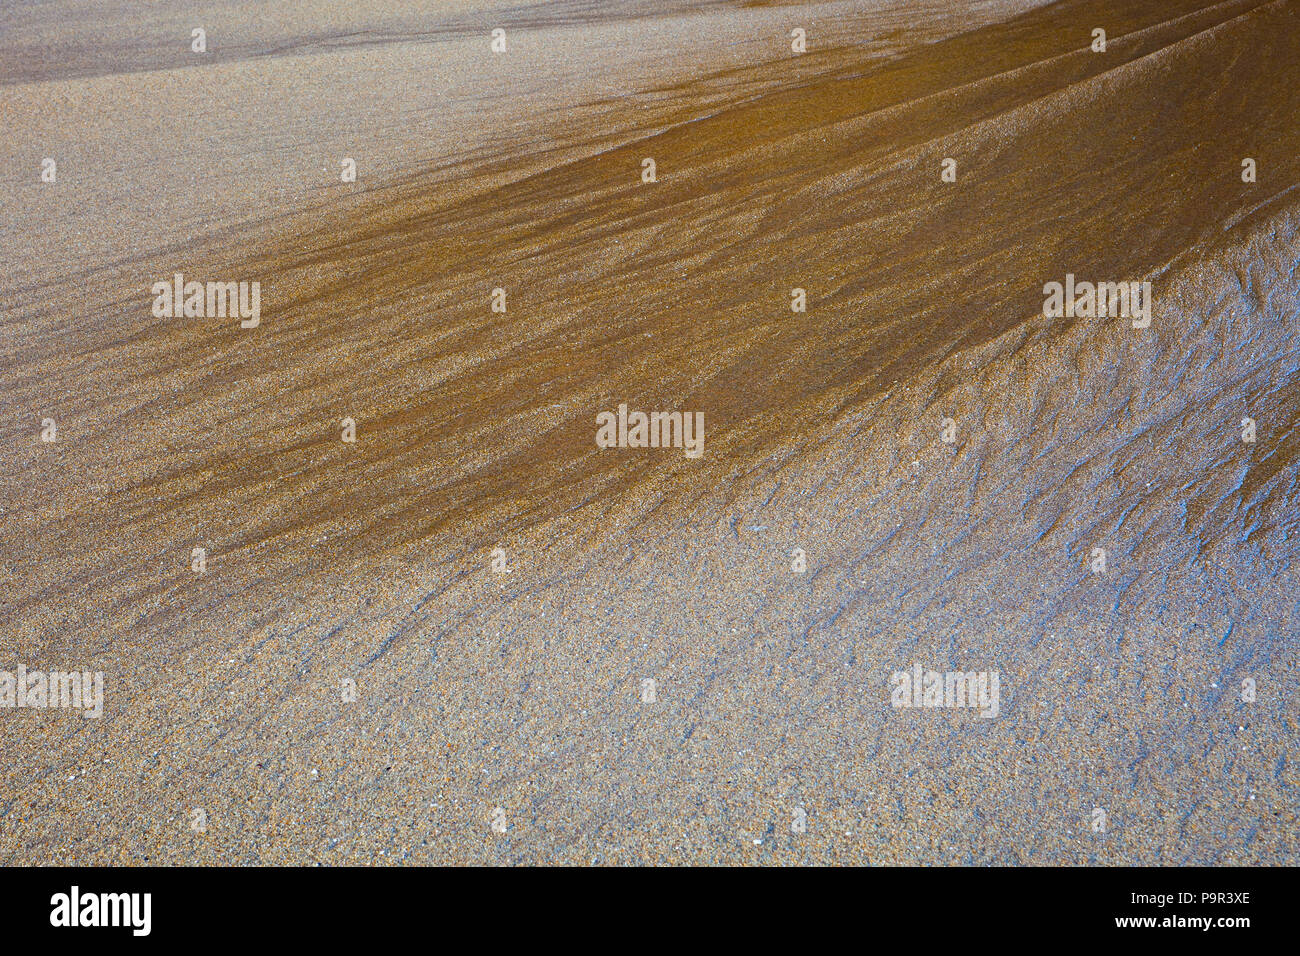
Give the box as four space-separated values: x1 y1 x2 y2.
0 0 1296 864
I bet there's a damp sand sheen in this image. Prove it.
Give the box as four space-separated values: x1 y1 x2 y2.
0 0 1297 864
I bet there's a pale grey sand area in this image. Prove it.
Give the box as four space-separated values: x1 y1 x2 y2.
0 0 1296 864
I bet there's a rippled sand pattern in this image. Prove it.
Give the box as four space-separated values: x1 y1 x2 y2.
1 0 1297 864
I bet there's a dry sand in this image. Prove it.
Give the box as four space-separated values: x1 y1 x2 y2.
0 0 1297 864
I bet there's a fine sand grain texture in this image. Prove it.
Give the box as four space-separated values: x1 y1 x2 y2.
1 0 1297 864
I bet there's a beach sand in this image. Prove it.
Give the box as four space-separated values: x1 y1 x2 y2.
1 0 1296 864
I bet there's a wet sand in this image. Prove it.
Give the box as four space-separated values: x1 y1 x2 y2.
1 0 1297 864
